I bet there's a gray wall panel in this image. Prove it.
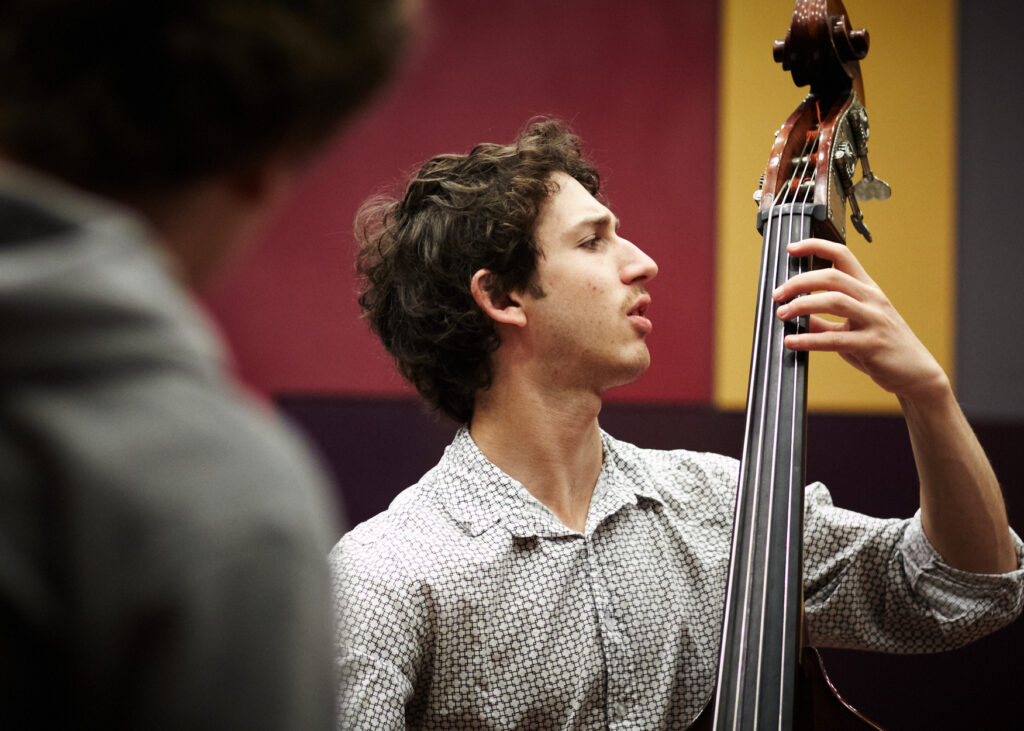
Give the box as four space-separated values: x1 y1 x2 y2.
957 1 1024 419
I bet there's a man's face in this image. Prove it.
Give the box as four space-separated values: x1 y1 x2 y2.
517 172 658 393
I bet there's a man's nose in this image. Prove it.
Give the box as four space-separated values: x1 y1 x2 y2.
620 237 658 283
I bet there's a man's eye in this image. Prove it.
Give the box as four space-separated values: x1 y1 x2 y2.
580 237 601 250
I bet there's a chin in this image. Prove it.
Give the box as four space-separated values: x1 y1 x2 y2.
630 346 652 375
604 356 651 391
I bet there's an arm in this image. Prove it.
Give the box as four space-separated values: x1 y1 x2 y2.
773 237 1017 574
802 484 1024 651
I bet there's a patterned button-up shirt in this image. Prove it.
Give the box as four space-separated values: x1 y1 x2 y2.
332 428 1024 729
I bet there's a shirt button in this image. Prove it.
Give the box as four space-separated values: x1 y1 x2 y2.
613 701 628 720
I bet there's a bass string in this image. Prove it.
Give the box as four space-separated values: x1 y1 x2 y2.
775 133 818 721
716 134 797 726
744 126 818 728
722 132 797 729
720 156 792 728
715 120 818 730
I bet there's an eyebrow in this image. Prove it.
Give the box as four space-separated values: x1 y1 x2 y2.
569 212 620 241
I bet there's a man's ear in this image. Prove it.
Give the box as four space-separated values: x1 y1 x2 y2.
470 269 527 327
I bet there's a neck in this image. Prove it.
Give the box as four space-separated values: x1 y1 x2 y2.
136 180 263 287
470 372 604 533
134 161 295 287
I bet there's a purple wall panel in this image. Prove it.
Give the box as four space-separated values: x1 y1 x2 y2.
279 395 1024 730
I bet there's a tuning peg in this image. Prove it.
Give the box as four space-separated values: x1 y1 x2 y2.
833 142 873 242
753 173 765 205
854 173 891 202
846 105 892 202
831 16 869 63
850 210 873 242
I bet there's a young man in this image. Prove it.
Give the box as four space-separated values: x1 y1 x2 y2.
333 119 1023 728
0 1 408 728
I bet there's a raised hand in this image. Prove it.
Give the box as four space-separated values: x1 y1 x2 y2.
771 237 948 405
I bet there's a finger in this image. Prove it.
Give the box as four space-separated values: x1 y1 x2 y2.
772 266 872 304
804 314 848 334
783 329 862 353
785 238 872 282
776 290 867 323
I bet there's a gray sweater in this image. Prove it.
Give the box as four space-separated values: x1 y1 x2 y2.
0 163 339 729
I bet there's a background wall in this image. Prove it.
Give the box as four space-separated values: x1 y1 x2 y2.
956 0 1024 420
202 1 1024 728
716 0 957 412
203 0 720 403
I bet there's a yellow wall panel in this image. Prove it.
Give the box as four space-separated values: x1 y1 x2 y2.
715 0 956 412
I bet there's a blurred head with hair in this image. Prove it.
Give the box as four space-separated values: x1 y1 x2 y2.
0 0 411 202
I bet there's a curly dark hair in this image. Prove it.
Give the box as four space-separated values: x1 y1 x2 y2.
0 0 409 199
356 118 601 423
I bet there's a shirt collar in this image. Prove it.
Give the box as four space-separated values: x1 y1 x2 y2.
429 427 665 539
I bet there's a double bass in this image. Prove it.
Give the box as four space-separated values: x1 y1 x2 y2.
695 1 891 728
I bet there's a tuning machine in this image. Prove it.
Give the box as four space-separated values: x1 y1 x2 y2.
833 141 872 241
847 105 891 202
753 129 782 205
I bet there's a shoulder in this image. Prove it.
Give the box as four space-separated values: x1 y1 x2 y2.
330 480 482 656
603 432 739 500
100 370 338 564
0 180 338 710
0 201 337 561
330 465 518 617
596 433 740 537
331 480 465 585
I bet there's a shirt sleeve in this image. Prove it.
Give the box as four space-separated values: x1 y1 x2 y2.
801 482 1024 652
331 531 427 730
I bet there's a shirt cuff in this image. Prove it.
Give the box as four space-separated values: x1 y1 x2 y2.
900 510 1024 621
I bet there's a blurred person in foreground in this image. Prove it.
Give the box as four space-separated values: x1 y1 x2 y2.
0 1 409 728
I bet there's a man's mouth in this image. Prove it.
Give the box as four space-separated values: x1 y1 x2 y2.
627 294 651 317
627 295 653 333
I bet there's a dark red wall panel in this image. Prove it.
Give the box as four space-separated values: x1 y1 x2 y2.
201 0 720 404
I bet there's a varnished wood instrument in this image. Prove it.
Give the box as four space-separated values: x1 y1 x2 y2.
693 1 891 728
